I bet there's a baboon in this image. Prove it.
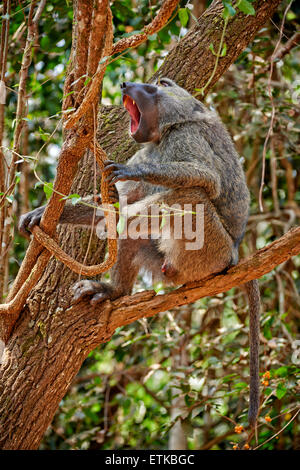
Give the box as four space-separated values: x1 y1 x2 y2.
19 78 260 427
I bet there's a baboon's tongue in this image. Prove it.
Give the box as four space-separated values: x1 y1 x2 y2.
123 95 140 134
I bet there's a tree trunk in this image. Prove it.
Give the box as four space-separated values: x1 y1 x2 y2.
0 0 282 450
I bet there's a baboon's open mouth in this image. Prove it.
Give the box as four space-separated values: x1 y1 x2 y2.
123 95 141 134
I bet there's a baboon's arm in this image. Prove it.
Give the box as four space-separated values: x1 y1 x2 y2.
18 197 105 238
105 161 221 200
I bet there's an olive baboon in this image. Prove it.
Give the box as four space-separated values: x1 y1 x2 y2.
19 78 260 427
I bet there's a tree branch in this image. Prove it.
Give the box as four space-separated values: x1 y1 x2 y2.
154 0 282 94
70 226 300 344
111 0 180 55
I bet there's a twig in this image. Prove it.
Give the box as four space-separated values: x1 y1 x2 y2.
248 31 300 90
79 105 99 279
87 0 110 77
0 0 12 296
72 0 93 102
200 430 235 450
197 16 229 96
30 221 117 276
64 6 113 129
253 407 300 450
112 0 180 56
0 0 44 299
258 0 294 212
270 139 280 216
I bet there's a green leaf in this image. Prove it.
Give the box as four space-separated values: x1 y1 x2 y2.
222 1 236 19
153 282 164 294
274 366 289 377
209 42 217 56
43 183 53 200
84 77 92 87
40 35 50 50
38 126 50 142
62 91 75 100
222 373 238 383
15 172 21 184
71 195 82 205
276 383 287 400
93 376 101 385
237 0 255 16
263 324 272 340
264 387 272 396
117 215 126 235
234 381 248 390
221 42 227 57
60 193 81 205
178 8 189 27
160 215 167 229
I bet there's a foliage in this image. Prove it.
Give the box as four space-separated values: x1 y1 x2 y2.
1 0 299 450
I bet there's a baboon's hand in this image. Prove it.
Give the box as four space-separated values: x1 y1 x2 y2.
71 280 116 305
103 160 142 186
18 206 45 239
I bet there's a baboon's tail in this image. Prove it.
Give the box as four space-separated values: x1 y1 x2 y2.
245 279 261 428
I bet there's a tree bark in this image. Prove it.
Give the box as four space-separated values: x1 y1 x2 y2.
154 0 283 93
0 0 284 450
